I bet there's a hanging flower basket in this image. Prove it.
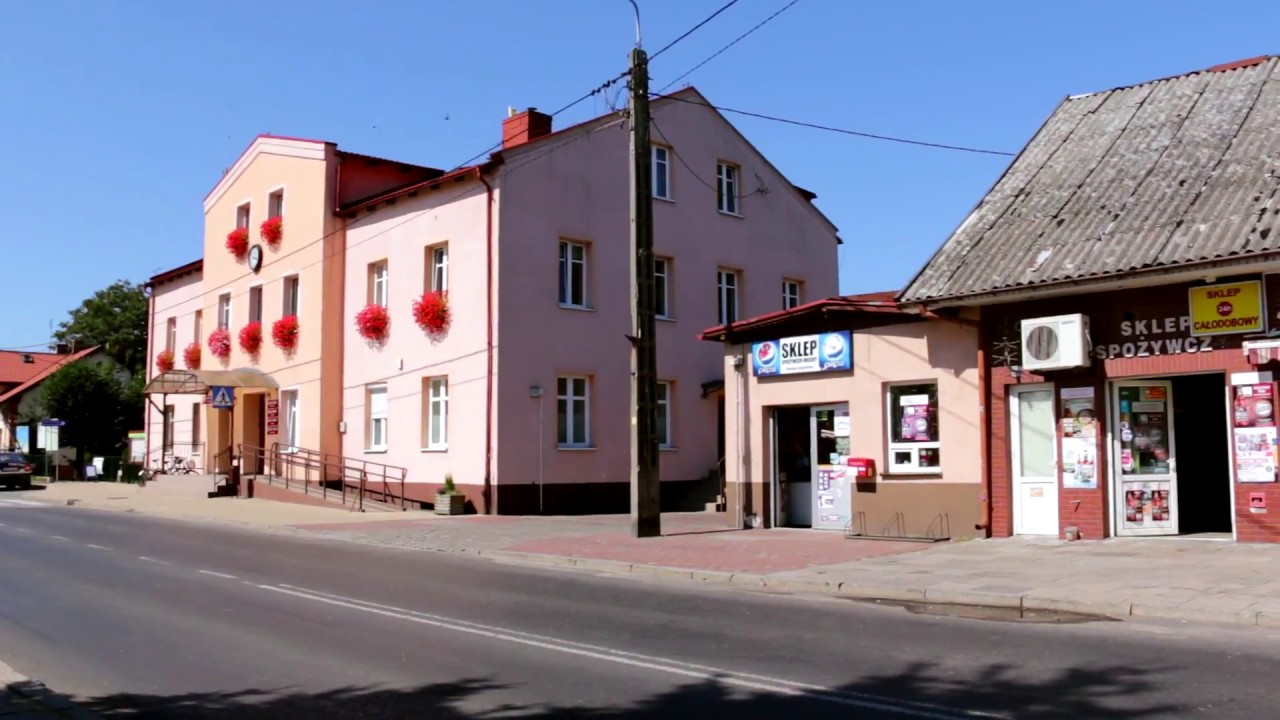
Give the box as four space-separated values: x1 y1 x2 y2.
226 227 250 260
208 328 232 360
412 291 451 337
183 342 201 370
272 315 300 351
239 321 263 356
156 349 175 373
260 216 283 247
355 304 390 343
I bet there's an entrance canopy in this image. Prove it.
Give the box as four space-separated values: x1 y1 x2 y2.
143 368 279 395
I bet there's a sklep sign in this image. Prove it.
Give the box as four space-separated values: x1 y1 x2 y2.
751 331 852 377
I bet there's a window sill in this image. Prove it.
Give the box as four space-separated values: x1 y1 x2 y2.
559 304 595 313
420 447 448 453
654 195 676 204
557 445 596 452
882 470 942 478
718 210 744 219
660 445 677 452
656 315 677 323
365 448 388 455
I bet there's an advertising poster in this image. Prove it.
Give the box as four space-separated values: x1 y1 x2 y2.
813 466 849 531
1233 383 1277 483
751 331 852 377
1122 481 1172 528
898 395 935 442
1059 387 1098 489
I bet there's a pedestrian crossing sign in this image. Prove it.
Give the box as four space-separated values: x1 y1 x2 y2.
210 386 235 409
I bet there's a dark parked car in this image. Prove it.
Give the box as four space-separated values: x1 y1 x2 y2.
0 452 33 490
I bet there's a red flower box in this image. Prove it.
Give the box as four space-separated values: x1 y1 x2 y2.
272 315 300 351
260 216 283 247
226 227 250 260
239 321 263 356
208 328 232 360
412 291 451 337
183 343 201 370
355 304 390 343
156 349 175 373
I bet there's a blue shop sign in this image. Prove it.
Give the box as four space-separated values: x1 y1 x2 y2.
751 331 852 377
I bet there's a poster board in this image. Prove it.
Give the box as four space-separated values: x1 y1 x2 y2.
1059 386 1098 489
1232 381 1277 484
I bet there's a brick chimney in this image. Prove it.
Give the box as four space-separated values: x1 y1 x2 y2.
502 107 552 149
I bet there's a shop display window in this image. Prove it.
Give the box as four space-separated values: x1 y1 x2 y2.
886 382 941 473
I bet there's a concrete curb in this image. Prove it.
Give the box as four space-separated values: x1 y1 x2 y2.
472 549 1279 630
0 661 98 719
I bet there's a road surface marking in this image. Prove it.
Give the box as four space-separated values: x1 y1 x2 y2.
138 556 168 565
50 535 69 541
86 544 110 550
262 583 1000 720
197 570 238 580
0 499 46 508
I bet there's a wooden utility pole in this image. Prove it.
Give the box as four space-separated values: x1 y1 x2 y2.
628 47 661 538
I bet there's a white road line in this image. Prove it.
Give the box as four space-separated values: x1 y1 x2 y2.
86 544 110 550
0 499 46 507
138 556 168 565
261 583 998 720
50 535 69 541
197 570 238 580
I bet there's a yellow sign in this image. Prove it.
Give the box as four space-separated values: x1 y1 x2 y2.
1187 280 1264 337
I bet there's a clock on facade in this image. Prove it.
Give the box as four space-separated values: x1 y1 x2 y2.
248 244 263 273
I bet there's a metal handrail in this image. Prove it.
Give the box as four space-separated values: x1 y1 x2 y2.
270 443 407 509
236 443 408 511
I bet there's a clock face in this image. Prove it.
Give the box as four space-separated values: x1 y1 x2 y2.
248 244 263 273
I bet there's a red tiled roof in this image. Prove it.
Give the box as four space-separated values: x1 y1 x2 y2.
0 350 64 385
0 347 101 404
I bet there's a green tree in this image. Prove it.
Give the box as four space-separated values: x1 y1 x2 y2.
54 280 149 374
40 362 127 475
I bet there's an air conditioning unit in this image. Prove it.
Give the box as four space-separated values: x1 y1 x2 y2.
1020 314 1091 371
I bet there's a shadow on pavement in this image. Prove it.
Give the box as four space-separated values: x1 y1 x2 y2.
0 485 45 493
79 662 1185 719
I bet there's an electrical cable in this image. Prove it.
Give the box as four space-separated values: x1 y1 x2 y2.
650 0 741 60
657 0 802 94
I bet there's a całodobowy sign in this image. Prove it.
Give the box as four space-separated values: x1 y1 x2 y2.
1188 280 1263 337
1092 280 1265 360
752 331 852 377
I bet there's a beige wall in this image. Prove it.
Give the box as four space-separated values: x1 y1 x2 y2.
723 317 982 538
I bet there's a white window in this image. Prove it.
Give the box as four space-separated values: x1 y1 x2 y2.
280 389 299 452
783 280 802 310
217 293 232 330
655 258 671 319
236 202 251 229
193 310 203 344
652 145 671 200
268 189 285 218
428 245 448 293
165 317 177 353
887 382 942 474
717 269 739 325
656 381 673 448
366 384 388 451
370 261 388 307
558 241 588 309
557 376 590 448
423 377 448 450
282 275 300 317
248 285 263 324
716 162 739 214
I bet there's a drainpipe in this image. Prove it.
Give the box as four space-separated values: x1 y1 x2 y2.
479 170 495 514
145 287 156 467
976 316 992 534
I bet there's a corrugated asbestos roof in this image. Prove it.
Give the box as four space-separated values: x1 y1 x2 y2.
900 56 1280 304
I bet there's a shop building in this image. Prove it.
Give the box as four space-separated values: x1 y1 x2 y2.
899 56 1280 543
702 293 982 538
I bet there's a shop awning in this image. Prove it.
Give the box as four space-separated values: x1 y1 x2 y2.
1243 339 1280 366
143 368 279 395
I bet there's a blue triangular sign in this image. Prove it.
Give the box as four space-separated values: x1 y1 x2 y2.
211 387 234 407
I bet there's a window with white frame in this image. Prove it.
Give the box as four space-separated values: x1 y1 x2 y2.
366 384 388 451
248 285 263 324
716 162 739 214
557 376 590 448
236 202 251 229
370 261 388 307
165 317 177 353
280 389 299 452
656 381 673 448
282 275 300 317
558 241 588 309
652 145 671 200
655 258 671 319
428 245 448 293
717 269 739 325
217 293 232 330
887 382 941 473
268 189 285 218
783 280 802 310
423 377 448 450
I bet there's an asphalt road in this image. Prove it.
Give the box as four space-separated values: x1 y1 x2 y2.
0 498 1276 719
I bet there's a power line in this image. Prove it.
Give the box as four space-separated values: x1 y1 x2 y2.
650 0 741 60
658 93 1018 157
657 0 802 94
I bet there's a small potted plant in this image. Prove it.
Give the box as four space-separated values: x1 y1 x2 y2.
183 342 201 370
434 473 465 515
155 349 175 373
226 227 250 260
260 215 283 248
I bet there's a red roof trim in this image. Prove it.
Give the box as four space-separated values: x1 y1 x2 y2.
1208 55 1272 73
699 292 908 342
0 346 101 404
146 259 203 289
338 161 500 216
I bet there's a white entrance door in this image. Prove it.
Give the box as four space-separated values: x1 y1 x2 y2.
1011 385 1060 536
1113 380 1178 536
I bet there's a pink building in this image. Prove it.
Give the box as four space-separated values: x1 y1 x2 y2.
146 87 839 514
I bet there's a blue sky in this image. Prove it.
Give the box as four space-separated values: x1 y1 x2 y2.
4 0 1280 349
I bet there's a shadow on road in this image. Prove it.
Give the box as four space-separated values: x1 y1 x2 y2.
0 485 45 493
78 662 1185 719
